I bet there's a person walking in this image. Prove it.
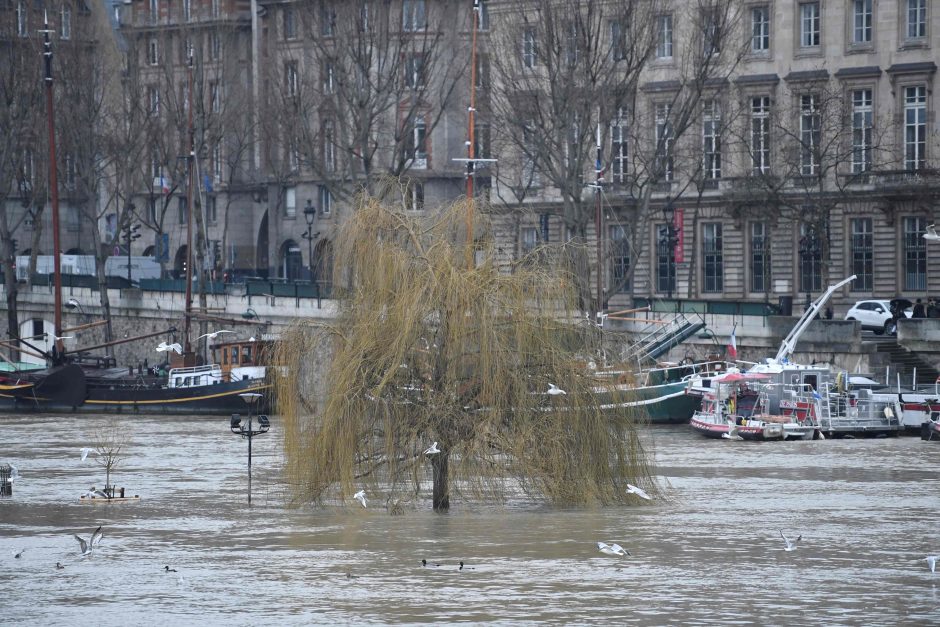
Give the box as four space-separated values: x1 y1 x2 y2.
913 298 926 318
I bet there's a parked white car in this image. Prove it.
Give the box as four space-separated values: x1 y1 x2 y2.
844 300 912 334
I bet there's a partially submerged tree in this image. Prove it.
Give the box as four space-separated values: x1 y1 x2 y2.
276 195 654 512
93 419 129 497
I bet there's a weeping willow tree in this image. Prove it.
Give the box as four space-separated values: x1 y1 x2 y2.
276 195 654 512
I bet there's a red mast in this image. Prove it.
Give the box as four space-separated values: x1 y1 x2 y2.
464 0 480 268
41 13 64 362
183 54 195 358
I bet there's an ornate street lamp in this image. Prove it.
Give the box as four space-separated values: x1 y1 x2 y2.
230 392 269 505
302 199 320 303
658 201 680 299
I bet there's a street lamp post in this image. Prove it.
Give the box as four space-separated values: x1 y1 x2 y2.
230 392 269 505
124 219 141 285
659 202 680 301
302 199 320 307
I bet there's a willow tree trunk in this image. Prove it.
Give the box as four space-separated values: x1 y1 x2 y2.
431 452 449 512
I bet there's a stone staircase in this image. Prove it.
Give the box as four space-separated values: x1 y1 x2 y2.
868 335 940 388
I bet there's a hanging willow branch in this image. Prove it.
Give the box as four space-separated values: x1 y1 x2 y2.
275 195 655 509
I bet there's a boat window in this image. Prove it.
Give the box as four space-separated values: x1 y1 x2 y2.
222 350 228 365
231 346 239 364
243 346 252 363
174 377 182 387
804 374 818 391
184 377 191 386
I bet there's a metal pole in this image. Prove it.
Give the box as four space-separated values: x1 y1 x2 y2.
247 413 252 506
42 14 64 361
127 226 132 284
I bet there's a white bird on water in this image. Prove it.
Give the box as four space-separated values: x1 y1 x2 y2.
924 555 939 573
722 420 743 441
547 384 567 396
156 341 183 355
597 542 630 556
196 329 236 341
424 442 441 456
626 483 652 501
780 530 801 551
74 526 103 556
354 490 368 508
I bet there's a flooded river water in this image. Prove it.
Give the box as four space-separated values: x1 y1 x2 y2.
1 414 938 625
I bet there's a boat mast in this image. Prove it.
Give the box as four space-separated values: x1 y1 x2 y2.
594 122 604 318
183 53 195 357
464 0 480 269
41 13 65 363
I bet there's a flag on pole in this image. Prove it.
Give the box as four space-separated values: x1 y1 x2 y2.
153 176 171 195
728 326 738 360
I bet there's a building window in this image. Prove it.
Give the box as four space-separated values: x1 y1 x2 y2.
180 38 194 65
564 21 579 67
851 89 873 174
852 0 872 43
210 82 221 114
799 2 820 47
850 218 873 291
150 153 161 179
285 62 298 97
906 0 927 39
60 5 71 40
212 143 222 178
148 38 160 65
148 86 160 114
285 187 296 217
284 6 297 39
609 224 630 293
208 32 221 61
64 154 76 189
904 216 927 290
656 14 673 59
211 0 219 18
182 0 190 21
798 223 823 293
474 122 491 159
403 0 426 32
751 6 770 52
522 27 537 68
16 1 27 37
149 0 159 22
323 62 335 94
610 20 625 61
318 185 332 215
702 101 721 180
475 53 488 89
610 110 628 184
702 223 723 292
407 116 428 168
207 196 218 223
800 94 820 176
405 54 426 90
750 222 769 293
751 96 771 174
322 119 335 172
656 224 677 294
904 85 926 171
522 124 539 186
703 10 721 56
405 182 424 211
521 227 538 255
477 0 489 31
320 5 335 36
655 103 673 181
178 197 188 224
148 197 157 223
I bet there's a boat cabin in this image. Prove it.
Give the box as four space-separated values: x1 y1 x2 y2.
167 364 224 388
210 338 274 381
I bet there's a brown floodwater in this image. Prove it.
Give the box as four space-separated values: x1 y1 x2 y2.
1 414 938 625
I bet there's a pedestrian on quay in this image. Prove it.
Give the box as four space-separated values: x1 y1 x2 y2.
928 298 939 318
913 298 926 318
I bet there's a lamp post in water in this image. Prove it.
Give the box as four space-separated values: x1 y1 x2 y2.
230 392 269 505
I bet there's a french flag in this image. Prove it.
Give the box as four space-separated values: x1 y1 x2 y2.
153 176 171 195
728 326 738 360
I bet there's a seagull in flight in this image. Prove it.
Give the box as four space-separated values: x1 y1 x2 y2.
8 465 19 482
74 526 103 556
196 329 235 341
424 441 440 456
547 383 567 396
597 542 629 556
780 530 801 552
722 420 743 441
47 334 73 342
80 447 93 461
626 483 652 501
924 224 940 242
925 555 938 573
156 341 183 354
353 490 368 508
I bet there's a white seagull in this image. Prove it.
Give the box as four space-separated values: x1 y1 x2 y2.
597 541 630 556
923 224 940 242
48 334 73 342
353 490 368 508
626 483 652 501
80 447 93 461
780 530 801 552
8 465 19 482
156 341 183 354
196 329 236 341
81 488 108 499
547 383 567 396
925 555 938 573
424 441 441 456
722 420 743 441
74 526 104 556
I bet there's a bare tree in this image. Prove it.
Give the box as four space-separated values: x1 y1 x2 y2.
93 419 130 497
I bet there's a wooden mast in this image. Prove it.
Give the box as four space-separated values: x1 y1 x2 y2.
181 53 196 364
464 0 480 269
41 13 65 363
594 122 604 318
